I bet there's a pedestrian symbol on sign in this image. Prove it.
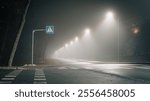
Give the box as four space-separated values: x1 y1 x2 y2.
46 26 54 34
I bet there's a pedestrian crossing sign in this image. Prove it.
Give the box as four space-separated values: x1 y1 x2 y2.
46 26 54 34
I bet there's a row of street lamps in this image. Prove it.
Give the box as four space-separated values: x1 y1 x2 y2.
58 28 90 51
55 11 121 62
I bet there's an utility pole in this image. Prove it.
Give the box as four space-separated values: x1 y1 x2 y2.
8 0 31 66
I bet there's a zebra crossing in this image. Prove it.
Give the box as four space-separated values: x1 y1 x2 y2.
0 69 47 84
33 69 47 84
0 64 150 84
0 67 77 84
0 69 22 84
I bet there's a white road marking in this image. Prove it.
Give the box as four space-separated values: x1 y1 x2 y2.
0 81 12 84
2 78 15 80
33 81 47 84
35 74 45 76
34 69 47 84
34 75 45 78
34 78 46 81
0 69 22 84
5 75 16 78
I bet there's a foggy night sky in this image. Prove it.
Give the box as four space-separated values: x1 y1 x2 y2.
1 0 150 65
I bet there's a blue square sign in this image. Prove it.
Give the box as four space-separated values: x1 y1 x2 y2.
46 26 54 34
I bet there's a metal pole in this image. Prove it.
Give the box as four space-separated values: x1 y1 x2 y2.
31 29 45 65
32 30 35 65
118 17 120 63
8 0 31 66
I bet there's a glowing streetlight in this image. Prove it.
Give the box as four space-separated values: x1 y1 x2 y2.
85 28 90 34
106 11 114 19
70 41 73 45
65 43 68 48
133 28 139 34
131 24 140 34
84 28 91 36
75 36 79 42
106 11 120 63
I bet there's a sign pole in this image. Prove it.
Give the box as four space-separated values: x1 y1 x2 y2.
31 26 54 66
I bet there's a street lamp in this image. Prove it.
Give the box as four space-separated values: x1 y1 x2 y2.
85 28 90 34
75 37 79 42
106 12 114 20
65 43 68 48
132 25 139 34
70 41 73 45
106 11 120 63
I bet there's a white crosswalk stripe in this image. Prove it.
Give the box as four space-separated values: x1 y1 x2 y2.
33 81 47 84
0 69 22 84
2 78 15 80
34 75 45 78
33 69 47 84
34 78 46 81
5 75 16 78
0 81 12 84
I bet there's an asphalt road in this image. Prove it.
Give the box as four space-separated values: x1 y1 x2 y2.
0 58 150 84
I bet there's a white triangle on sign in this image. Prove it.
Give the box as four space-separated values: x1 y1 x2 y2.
48 27 53 33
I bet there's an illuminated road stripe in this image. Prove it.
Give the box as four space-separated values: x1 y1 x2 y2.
0 81 12 84
0 70 22 84
34 69 47 84
34 75 45 78
2 78 15 80
5 75 16 78
34 78 46 81
33 81 47 84
35 69 44 74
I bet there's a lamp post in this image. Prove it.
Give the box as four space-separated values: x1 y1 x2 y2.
118 16 120 63
106 11 120 63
